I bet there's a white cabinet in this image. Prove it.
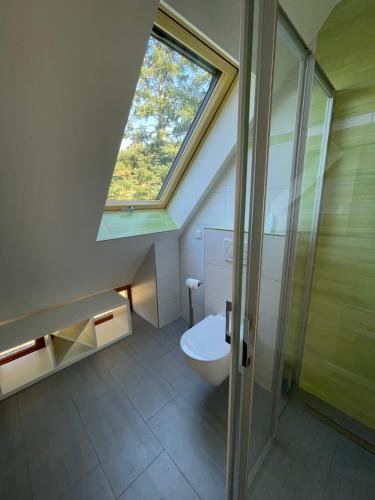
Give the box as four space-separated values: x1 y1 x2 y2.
0 292 132 398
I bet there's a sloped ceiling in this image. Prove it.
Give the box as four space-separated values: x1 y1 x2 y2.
280 0 342 47
0 0 340 322
0 0 159 321
164 0 342 62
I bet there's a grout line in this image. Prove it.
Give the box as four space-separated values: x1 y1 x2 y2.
68 375 169 500
66 381 117 499
57 464 106 500
142 393 203 499
91 355 173 495
145 392 179 423
11 318 218 500
16 396 35 500
148 351 228 440
162 449 203 500
115 449 164 499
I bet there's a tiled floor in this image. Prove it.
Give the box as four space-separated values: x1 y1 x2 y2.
248 393 375 500
1 313 374 500
0 314 228 500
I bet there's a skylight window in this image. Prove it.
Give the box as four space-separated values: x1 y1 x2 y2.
106 9 237 209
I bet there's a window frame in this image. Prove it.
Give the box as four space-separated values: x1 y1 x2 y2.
105 7 237 210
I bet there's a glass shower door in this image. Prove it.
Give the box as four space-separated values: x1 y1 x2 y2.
227 1 280 498
226 2 333 499
245 16 309 472
282 75 334 403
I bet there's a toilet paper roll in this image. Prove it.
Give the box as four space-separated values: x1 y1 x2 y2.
185 278 202 290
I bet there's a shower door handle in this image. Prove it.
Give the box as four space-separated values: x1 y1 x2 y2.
225 300 232 344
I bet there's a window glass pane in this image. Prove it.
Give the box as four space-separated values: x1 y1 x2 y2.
107 33 216 202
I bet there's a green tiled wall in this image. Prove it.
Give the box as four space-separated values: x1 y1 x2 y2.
298 0 375 429
285 82 328 380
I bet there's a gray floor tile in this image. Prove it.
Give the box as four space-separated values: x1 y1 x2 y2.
0 450 32 500
79 389 162 497
61 465 115 500
110 357 177 420
152 351 228 436
249 384 273 466
302 391 375 447
1 321 372 500
63 355 116 408
148 396 226 500
0 394 23 460
95 343 130 370
173 318 189 333
129 314 162 342
118 330 168 362
248 392 375 500
119 452 199 500
151 322 184 352
17 371 70 420
23 398 98 500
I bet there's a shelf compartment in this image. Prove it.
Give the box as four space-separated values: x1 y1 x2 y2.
53 319 96 348
0 338 55 396
94 305 131 348
0 293 131 399
51 335 94 367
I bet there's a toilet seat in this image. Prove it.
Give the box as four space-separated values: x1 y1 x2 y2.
180 314 230 385
180 314 229 362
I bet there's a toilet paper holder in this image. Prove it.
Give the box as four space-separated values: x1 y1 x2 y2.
185 278 202 328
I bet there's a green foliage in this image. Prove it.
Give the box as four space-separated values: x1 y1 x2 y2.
107 36 212 201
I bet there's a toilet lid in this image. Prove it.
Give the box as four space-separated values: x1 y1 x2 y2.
180 314 229 361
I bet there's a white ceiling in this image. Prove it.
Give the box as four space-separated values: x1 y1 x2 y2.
281 0 342 47
164 0 342 61
0 0 340 322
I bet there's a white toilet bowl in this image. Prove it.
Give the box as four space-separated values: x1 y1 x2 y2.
180 314 229 386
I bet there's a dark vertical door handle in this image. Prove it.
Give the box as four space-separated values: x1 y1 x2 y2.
225 300 232 344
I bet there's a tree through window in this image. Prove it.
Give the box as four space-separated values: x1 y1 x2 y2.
107 26 220 202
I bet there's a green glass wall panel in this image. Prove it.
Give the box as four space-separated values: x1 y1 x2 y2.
284 80 329 388
299 0 375 430
300 123 375 429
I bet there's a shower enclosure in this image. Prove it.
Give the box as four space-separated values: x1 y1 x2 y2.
225 1 373 498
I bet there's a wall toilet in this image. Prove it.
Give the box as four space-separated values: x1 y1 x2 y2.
180 314 230 386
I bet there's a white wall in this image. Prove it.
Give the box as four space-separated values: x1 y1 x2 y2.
132 246 158 327
0 0 162 322
178 15 301 322
155 237 181 327
178 30 300 386
179 159 236 324
168 86 239 228
201 228 285 390
131 234 180 328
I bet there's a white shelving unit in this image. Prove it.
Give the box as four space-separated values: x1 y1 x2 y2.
0 291 132 398
0 336 55 395
95 305 130 348
53 319 96 347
